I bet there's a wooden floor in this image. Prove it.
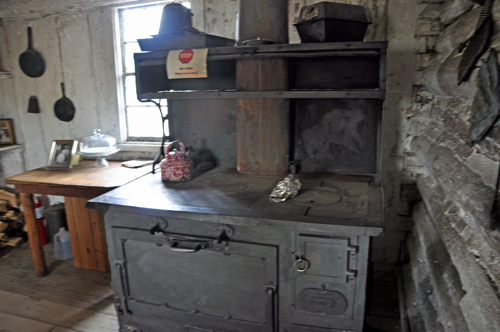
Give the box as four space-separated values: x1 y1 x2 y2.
364 263 402 332
0 244 401 332
0 243 118 332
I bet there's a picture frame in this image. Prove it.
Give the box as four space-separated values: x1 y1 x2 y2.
0 118 16 146
46 140 78 170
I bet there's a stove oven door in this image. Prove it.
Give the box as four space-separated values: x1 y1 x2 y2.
112 227 278 332
289 234 362 332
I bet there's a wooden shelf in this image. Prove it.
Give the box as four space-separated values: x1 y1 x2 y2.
0 144 22 152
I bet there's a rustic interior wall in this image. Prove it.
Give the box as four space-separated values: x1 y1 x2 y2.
0 0 237 181
404 0 500 330
0 2 143 176
0 0 419 267
373 0 424 263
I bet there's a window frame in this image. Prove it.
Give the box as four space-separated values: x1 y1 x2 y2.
114 1 172 145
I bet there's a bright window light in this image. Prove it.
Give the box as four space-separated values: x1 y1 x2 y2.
117 2 190 142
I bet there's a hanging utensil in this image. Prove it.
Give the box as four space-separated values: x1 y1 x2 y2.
54 83 75 122
18 27 45 78
458 0 494 85
28 96 40 113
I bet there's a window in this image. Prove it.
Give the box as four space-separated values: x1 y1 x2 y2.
117 1 190 142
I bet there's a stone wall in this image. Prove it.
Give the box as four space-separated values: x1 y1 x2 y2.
403 0 500 330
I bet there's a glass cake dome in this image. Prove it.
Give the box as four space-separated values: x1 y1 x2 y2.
79 129 120 167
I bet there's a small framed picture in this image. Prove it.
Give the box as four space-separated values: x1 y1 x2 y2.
0 118 16 146
46 140 78 170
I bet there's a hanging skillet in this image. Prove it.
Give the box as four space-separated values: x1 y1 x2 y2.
19 27 45 78
54 83 75 122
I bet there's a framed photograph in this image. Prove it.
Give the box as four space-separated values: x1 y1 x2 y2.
46 140 78 170
0 118 16 146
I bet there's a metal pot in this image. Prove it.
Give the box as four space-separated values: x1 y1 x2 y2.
293 2 371 43
157 3 193 35
54 83 75 122
19 27 45 78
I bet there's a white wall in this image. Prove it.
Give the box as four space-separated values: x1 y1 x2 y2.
0 0 238 176
1 7 126 172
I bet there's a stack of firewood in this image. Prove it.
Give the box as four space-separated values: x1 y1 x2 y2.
0 189 25 249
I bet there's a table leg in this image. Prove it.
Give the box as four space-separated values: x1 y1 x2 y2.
19 192 48 277
65 196 109 272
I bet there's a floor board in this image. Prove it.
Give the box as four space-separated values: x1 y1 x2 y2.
0 244 401 332
0 243 118 332
363 262 402 332
0 311 55 332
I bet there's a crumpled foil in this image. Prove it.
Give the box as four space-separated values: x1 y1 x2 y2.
269 174 302 203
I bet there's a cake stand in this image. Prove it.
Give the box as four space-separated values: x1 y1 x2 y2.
79 148 121 167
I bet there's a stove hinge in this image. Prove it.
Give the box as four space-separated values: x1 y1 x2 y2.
115 259 131 315
265 285 278 332
346 244 358 282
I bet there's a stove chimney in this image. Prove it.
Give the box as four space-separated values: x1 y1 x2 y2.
236 0 290 176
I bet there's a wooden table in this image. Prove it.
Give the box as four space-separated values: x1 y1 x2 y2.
6 160 152 276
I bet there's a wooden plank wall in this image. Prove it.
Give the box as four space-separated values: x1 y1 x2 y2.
1 8 121 172
0 0 238 180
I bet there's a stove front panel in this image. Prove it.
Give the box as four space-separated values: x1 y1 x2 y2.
103 204 373 332
112 227 278 332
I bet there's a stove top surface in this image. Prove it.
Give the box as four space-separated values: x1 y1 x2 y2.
88 167 383 234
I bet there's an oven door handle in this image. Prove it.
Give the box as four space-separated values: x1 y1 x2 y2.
169 241 209 253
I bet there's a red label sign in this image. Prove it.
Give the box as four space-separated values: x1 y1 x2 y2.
179 49 194 64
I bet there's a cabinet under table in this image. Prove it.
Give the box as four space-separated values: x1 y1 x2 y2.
88 167 384 332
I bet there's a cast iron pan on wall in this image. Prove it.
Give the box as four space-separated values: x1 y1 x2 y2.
54 83 75 122
19 27 45 78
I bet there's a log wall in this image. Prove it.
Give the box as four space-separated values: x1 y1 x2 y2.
404 0 500 330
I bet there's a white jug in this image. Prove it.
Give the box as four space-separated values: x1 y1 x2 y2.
53 227 72 260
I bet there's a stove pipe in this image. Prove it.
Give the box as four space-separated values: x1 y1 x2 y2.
236 0 290 176
236 0 288 44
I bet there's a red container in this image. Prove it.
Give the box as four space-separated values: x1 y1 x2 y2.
33 194 49 245
36 219 49 245
160 141 193 182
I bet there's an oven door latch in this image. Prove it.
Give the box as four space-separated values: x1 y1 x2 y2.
214 224 234 255
214 224 234 244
